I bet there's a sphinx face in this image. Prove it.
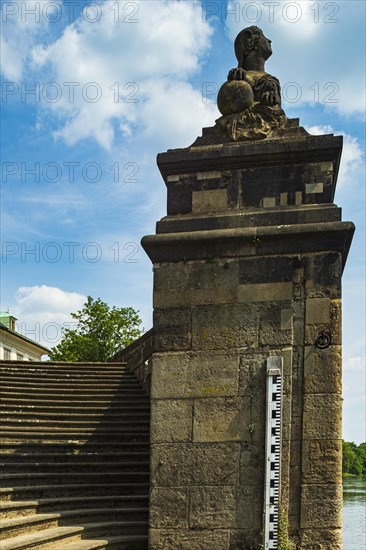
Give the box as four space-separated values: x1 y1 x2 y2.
258 33 272 60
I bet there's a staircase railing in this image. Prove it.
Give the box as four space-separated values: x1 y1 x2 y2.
108 328 154 393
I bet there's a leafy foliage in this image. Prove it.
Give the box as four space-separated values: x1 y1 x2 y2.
278 510 297 550
342 441 366 476
50 296 143 362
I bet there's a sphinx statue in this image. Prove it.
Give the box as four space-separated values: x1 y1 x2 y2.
216 26 288 141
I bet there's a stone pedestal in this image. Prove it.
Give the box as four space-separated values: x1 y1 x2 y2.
142 126 354 550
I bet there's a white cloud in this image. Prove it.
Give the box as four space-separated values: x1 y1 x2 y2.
0 33 24 81
305 125 363 187
28 0 215 149
12 285 86 349
0 0 62 81
226 0 322 38
138 78 218 148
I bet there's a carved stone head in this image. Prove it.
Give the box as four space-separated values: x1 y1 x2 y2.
234 26 272 69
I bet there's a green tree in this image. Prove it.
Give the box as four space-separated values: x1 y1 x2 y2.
358 443 366 474
50 296 143 362
343 441 366 476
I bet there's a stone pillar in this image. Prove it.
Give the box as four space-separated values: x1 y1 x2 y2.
142 127 354 550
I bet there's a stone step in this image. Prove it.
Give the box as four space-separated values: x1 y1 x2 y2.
0 369 135 378
0 426 149 436
0 400 148 411
0 369 134 379
0 411 150 422
0 471 149 488
0 380 142 391
0 403 150 413
1 376 139 387
1 509 149 540
0 438 150 451
0 495 149 519
1 461 150 474
0 386 145 396
0 525 84 550
0 523 148 549
0 360 150 547
0 399 149 411
1 483 150 502
51 534 148 549
0 394 147 404
0 451 149 463
0 366 132 379
0 418 150 428
0 361 127 369
0 369 137 384
3 436 149 449
0 441 150 454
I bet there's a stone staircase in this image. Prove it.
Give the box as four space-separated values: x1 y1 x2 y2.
0 361 150 549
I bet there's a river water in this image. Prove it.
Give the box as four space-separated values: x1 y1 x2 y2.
343 476 366 550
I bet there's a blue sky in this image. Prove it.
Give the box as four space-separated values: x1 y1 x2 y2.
1 0 365 443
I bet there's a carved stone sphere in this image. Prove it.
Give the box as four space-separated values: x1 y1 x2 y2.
217 80 254 116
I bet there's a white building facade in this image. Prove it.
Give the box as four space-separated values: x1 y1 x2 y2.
0 313 50 361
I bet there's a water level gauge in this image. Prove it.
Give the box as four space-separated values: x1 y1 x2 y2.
264 355 283 549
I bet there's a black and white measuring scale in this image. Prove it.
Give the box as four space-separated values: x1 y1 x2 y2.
263 355 283 549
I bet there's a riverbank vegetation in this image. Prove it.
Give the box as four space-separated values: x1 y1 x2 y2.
343 441 366 476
